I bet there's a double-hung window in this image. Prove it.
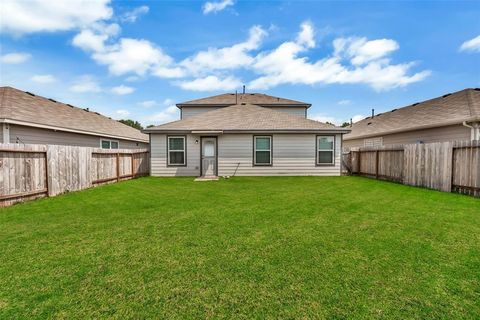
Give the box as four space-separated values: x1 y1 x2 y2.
254 136 272 165
101 139 119 149
167 136 186 166
317 136 335 165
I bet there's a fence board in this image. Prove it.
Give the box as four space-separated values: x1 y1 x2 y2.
346 140 479 197
1 144 149 207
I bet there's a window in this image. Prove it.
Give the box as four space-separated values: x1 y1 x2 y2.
101 139 119 149
364 137 383 147
168 136 186 166
317 136 335 165
254 136 272 165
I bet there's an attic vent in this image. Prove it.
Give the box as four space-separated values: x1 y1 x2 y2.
376 113 383 116
391 109 397 112
412 103 419 106
66 104 74 108
26 91 35 96
474 88 480 91
83 108 89 112
230 93 235 95
442 93 451 98
367 122 372 125
241 103 246 105
48 98 57 103
250 93 255 95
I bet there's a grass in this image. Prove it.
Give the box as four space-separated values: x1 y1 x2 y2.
0 176 479 319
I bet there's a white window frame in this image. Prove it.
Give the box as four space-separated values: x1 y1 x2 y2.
253 135 272 166
316 135 335 165
100 139 119 149
167 136 186 166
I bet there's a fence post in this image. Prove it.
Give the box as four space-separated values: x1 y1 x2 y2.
44 150 49 197
116 152 120 182
131 153 135 178
375 150 379 179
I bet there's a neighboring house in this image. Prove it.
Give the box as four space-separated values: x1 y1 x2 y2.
0 86 148 148
144 93 350 177
344 88 480 149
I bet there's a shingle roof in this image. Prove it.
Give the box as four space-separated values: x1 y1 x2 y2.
0 86 148 142
145 103 347 132
177 93 311 108
345 88 480 140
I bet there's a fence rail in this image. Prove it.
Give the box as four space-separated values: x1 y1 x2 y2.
0 143 149 207
344 140 480 197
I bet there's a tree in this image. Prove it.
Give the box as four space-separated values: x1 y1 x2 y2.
341 122 351 127
118 119 143 130
146 124 155 128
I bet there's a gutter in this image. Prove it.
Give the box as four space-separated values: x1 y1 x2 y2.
344 116 480 141
143 128 351 134
463 121 480 140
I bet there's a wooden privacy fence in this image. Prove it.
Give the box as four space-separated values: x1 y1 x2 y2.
345 140 480 197
0 143 149 207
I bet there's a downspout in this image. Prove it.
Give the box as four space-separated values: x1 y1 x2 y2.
463 121 480 141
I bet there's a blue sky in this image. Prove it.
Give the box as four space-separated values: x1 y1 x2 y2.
1 0 479 126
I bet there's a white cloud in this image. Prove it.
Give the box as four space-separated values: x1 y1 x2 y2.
338 99 351 105
69 75 101 93
111 85 135 95
460 35 480 53
176 75 242 91
203 0 234 14
31 74 56 84
145 105 179 125
138 100 157 108
0 0 112 35
121 6 149 23
249 22 430 91
163 98 175 106
0 52 31 64
116 109 130 116
72 23 120 52
180 25 266 75
296 21 315 48
92 38 177 77
334 37 399 65
352 115 366 123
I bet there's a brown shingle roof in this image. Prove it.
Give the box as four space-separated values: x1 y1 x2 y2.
345 88 480 140
177 93 311 108
0 86 148 142
145 103 348 132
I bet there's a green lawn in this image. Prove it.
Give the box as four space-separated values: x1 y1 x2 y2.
0 177 479 319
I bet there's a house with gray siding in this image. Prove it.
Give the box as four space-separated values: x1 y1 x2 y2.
144 93 350 177
344 88 480 149
0 86 148 148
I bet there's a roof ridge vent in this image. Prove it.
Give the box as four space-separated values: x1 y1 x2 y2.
442 93 452 98
83 108 89 112
474 88 480 91
391 108 398 112
66 103 74 108
25 91 35 96
48 98 57 103
412 102 419 106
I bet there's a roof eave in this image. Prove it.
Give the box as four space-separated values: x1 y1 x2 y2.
176 103 311 109
144 128 350 134
1 118 149 143
344 116 480 141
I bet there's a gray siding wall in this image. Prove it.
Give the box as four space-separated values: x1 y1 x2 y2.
265 106 306 117
344 124 470 148
181 106 307 119
150 133 342 176
181 107 221 119
8 124 148 149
